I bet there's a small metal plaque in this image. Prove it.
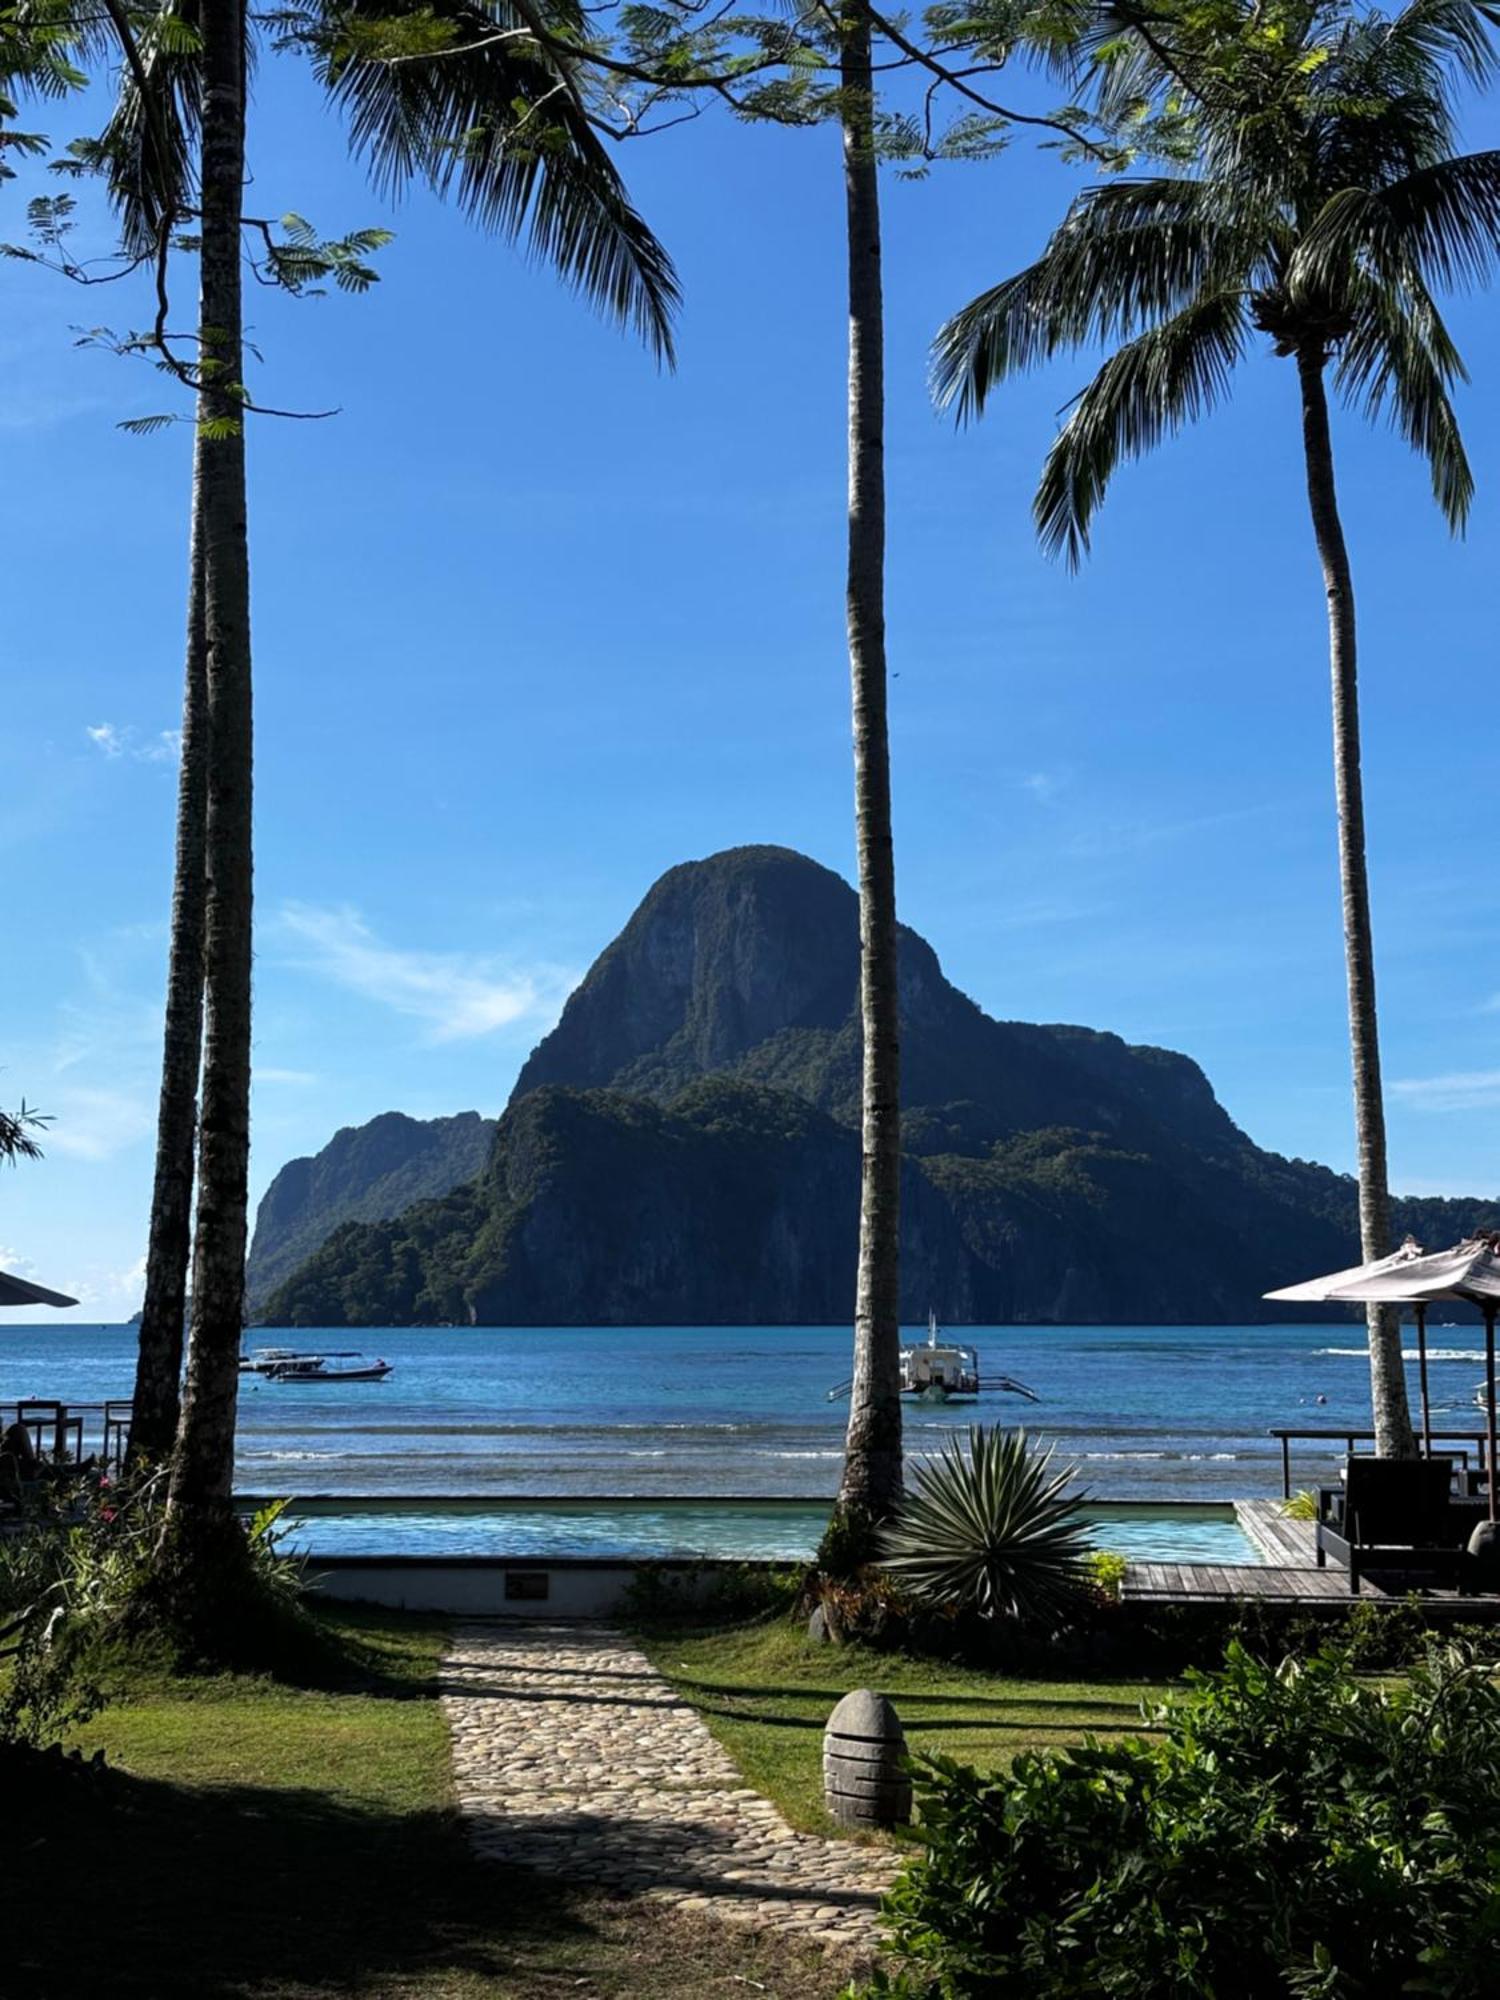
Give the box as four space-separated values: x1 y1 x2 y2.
504 1570 550 1602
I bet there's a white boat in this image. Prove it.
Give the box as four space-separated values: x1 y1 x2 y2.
900 1312 983 1400
239 1346 316 1375
263 1352 392 1384
828 1312 1038 1405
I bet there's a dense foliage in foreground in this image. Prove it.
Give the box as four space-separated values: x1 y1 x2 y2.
857 1641 1500 1999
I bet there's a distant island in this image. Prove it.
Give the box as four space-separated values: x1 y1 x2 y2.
247 846 1497 1327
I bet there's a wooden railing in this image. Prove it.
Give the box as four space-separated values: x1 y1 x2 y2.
1267 1427 1493 1499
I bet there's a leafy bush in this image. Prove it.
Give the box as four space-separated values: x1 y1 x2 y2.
876 1427 1092 1624
1089 1548 1127 1600
1282 1488 1319 1521
624 1561 801 1627
0 1477 313 1720
854 1640 1500 1998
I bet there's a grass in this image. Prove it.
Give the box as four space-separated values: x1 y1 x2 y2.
634 1609 1171 1835
8 1604 844 2000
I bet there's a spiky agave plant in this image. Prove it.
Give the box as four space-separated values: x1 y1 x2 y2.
876 1426 1092 1622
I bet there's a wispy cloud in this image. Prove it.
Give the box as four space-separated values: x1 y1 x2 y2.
1392 1069 1500 1113
43 1085 155 1160
276 902 574 1043
86 722 181 764
255 1067 319 1087
1064 800 1281 861
1019 770 1066 805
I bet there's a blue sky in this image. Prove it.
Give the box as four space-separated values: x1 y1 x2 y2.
3 43 1498 1321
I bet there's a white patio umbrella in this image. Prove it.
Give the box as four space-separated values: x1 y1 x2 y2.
1266 1237 1435 1450
0 1269 77 1309
1268 1235 1500 1521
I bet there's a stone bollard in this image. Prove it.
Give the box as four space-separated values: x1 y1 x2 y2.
823 1688 911 1830
1468 1518 1500 1587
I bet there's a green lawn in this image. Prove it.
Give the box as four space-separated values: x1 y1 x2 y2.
634 1611 1171 1834
9 1606 841 2000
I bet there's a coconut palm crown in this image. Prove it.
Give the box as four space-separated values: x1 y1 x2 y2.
933 0 1500 561
934 0 1500 1461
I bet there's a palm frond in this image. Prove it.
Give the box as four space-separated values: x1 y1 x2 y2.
315 0 678 362
933 178 1247 418
1336 261 1473 528
96 3 202 257
1297 151 1500 302
1036 289 1247 565
1376 0 1500 95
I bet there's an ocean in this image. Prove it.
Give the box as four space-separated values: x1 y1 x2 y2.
0 1319 1483 1504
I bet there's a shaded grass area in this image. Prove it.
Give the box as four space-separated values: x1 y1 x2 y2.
635 1611 1171 1834
11 1606 840 1999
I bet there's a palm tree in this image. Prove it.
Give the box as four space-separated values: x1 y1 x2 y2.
836 0 904 1536
150 0 255 1590
126 486 206 1471
934 0 1500 1458
102 0 678 1605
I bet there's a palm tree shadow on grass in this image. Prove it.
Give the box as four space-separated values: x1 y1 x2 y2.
12 1763 827 2000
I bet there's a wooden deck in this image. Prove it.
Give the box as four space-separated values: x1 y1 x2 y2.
1121 1561 1372 1602
1120 1499 1385 1603
1234 1499 1317 1566
1120 1498 1500 1608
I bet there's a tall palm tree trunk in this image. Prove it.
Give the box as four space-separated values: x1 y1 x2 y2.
161 0 256 1580
835 0 903 1534
128 471 208 1472
1295 342 1415 1460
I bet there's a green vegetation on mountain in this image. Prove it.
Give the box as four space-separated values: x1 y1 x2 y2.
261 848 1497 1328
246 1112 494 1315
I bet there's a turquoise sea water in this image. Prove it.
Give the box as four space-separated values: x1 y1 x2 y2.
2 1321 1482 1517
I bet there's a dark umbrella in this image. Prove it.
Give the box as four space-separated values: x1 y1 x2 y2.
0 1269 78 1309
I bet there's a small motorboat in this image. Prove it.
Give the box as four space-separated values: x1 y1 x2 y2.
262 1352 392 1383
239 1347 316 1375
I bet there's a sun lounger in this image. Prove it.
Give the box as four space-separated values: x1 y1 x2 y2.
1316 1456 1474 1594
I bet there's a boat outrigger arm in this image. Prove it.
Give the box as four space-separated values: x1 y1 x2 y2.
825 1371 1040 1404
987 1373 1040 1402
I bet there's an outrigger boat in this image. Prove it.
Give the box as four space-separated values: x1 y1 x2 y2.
262 1352 393 1383
828 1312 1038 1406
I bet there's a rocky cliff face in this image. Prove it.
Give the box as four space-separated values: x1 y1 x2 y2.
260 847 1499 1327
246 1110 494 1313
270 1081 982 1327
510 845 1239 1160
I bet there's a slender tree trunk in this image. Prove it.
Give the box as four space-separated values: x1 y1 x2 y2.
834 0 903 1534
161 0 255 1577
128 465 208 1472
1295 343 1415 1459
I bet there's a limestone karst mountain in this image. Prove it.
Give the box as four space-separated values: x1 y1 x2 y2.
256 847 1495 1326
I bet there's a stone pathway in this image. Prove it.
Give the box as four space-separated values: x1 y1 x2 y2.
441 1620 900 1957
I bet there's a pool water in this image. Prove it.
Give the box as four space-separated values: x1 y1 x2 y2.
279 1498 1257 1564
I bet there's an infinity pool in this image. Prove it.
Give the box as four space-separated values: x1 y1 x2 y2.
269 1497 1257 1564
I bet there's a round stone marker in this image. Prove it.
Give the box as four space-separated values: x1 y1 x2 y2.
1468 1518 1500 1584
823 1688 911 1830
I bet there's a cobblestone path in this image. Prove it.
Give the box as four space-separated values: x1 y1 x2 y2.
442 1620 899 1957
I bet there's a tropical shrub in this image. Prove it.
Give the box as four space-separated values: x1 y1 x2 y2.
876 1427 1092 1624
1089 1548 1127 1600
0 1478 309 1725
853 1640 1500 1998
